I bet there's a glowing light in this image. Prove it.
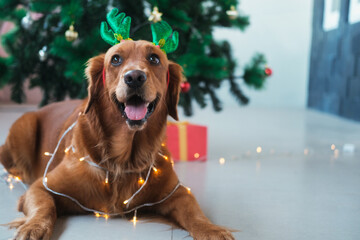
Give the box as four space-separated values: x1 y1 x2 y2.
104 214 109 220
194 153 200 158
44 177 48 183
44 152 52 156
104 171 109 184
138 177 144 185
331 144 336 150
6 177 11 183
123 200 129 205
163 155 168 160
171 160 174 167
304 149 309 155
94 212 101 218
9 183 14 190
79 157 85 161
256 147 262 153
219 158 225 165
186 187 191 193
153 167 158 173
132 210 138 226
132 216 137 226
15 176 20 182
64 147 71 153
161 143 165 147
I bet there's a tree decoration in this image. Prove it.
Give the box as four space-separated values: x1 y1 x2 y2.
38 46 48 62
226 5 238 20
65 24 79 42
181 81 191 93
106 0 115 12
151 21 179 54
265 67 273 76
148 6 163 23
21 12 33 29
100 9 132 45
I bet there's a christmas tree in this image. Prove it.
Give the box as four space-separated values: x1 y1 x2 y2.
0 0 271 115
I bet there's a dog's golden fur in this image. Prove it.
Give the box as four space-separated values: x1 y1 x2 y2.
0 40 234 240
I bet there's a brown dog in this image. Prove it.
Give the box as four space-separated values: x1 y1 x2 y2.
0 40 234 240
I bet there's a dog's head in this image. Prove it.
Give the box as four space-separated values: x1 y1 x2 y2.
84 40 183 131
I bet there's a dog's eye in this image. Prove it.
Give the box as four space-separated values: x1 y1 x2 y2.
111 55 122 66
148 54 160 65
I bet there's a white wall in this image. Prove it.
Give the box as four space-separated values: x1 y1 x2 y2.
213 0 313 109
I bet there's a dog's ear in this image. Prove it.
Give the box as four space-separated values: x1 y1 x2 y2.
166 61 183 120
84 54 105 114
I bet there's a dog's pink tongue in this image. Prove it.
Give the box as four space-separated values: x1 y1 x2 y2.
125 104 147 120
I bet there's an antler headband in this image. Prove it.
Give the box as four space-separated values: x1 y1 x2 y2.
100 8 179 54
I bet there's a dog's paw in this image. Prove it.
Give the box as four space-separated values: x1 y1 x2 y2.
191 223 235 240
7 217 52 240
6 217 27 229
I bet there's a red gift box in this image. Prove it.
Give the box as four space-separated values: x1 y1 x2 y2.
166 122 207 162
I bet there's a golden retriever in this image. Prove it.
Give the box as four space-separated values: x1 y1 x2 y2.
0 40 234 240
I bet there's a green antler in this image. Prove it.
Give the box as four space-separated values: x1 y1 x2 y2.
151 21 179 54
100 8 131 45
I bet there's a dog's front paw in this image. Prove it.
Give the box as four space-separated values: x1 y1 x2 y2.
8 217 53 240
191 223 235 240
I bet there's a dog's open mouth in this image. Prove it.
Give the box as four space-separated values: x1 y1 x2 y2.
113 93 159 126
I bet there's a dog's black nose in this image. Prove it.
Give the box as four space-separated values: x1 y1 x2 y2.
124 70 147 89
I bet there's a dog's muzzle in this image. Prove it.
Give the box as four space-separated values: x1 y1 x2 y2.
124 70 147 89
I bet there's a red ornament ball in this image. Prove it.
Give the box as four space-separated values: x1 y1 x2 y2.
180 82 191 93
265 67 273 76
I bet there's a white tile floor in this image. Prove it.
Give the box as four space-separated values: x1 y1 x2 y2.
0 104 360 240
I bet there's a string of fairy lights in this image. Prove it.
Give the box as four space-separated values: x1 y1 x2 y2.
1 115 357 225
1 113 191 225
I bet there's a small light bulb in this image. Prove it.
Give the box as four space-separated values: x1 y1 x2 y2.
6 177 11 183
161 143 165 147
331 144 336 150
194 153 200 158
64 147 69 153
163 155 168 160
94 212 101 218
44 152 52 156
219 158 225 165
123 199 129 205
186 187 191 193
132 216 137 226
9 183 14 190
153 167 158 173
256 147 262 153
79 157 85 162
44 177 48 183
138 177 144 185
104 214 109 220
104 171 109 184
15 176 20 182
